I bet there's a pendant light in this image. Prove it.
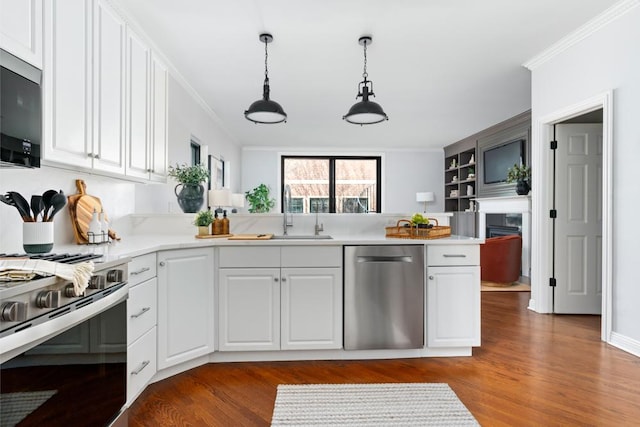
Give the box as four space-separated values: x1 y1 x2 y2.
244 33 287 124
343 36 388 125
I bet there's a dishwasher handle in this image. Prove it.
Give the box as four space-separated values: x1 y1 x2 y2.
357 255 414 263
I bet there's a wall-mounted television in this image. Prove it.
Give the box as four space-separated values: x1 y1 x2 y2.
483 139 524 184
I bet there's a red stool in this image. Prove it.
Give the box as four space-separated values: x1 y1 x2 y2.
480 235 522 284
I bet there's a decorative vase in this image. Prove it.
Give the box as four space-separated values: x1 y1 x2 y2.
23 222 54 254
175 183 204 213
516 180 530 195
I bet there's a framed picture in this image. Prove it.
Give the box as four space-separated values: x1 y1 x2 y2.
208 155 225 189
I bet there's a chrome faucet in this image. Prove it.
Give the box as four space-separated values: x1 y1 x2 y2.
314 202 324 236
283 184 293 235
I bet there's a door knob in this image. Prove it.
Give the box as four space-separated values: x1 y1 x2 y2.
159 261 166 267
429 275 434 280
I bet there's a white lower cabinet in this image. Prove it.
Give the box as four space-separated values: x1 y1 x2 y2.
127 326 157 403
218 268 280 351
157 248 214 369
218 246 343 352
281 267 342 350
426 245 480 347
127 253 157 405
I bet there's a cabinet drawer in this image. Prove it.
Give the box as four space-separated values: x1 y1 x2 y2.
219 247 280 268
129 253 157 286
128 278 157 344
127 326 157 405
281 246 342 268
427 245 479 266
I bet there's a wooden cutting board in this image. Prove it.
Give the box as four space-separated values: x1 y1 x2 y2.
227 234 273 240
68 180 119 244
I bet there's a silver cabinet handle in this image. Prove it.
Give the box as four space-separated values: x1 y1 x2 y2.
281 277 286 282
131 267 151 275
358 256 412 263
131 360 150 375
94 154 100 159
274 277 279 282
131 307 151 319
159 261 166 267
443 254 466 258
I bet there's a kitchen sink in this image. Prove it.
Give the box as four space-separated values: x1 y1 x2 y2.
272 235 333 240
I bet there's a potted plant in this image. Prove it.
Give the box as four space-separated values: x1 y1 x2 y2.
245 184 275 213
506 163 531 195
168 163 210 213
194 210 214 236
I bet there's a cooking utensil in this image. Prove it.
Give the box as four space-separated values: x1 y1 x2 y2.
41 189 58 221
6 191 33 221
48 191 66 221
31 195 44 221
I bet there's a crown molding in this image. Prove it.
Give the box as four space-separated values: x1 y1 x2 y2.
523 0 639 70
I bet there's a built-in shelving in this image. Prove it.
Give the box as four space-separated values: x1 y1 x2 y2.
444 148 476 212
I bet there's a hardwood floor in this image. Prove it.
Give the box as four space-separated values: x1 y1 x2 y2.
129 292 640 426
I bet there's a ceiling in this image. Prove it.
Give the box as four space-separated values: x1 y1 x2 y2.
113 0 618 149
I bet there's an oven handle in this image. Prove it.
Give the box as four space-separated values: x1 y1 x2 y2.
0 283 129 364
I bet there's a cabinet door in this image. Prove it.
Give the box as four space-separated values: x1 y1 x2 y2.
281 268 342 350
149 53 168 182
218 268 280 351
125 29 151 179
92 0 126 174
43 0 93 168
0 0 42 67
157 248 214 369
427 266 480 347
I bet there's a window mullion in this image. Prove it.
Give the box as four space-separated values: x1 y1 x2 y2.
329 158 336 213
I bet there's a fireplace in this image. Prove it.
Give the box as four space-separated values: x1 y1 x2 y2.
475 195 531 279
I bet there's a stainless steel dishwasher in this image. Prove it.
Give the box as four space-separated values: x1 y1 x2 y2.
344 245 424 350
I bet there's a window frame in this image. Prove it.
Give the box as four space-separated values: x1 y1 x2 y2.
281 155 382 213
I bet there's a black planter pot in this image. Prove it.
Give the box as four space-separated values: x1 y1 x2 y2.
516 180 530 195
175 183 205 213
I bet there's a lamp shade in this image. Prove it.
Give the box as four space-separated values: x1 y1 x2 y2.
343 99 388 125
231 193 245 208
416 192 435 203
209 189 231 207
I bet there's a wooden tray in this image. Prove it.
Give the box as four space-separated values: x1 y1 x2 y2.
385 219 451 240
195 234 233 239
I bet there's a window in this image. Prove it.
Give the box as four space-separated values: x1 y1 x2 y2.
281 156 381 213
190 140 201 166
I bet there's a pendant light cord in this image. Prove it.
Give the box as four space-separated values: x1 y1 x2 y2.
362 39 368 81
264 38 269 81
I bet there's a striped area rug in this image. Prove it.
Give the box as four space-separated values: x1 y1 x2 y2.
271 383 479 426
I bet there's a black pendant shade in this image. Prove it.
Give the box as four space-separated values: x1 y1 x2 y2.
343 36 388 126
244 33 287 124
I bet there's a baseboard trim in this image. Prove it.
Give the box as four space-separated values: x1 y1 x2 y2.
609 331 640 358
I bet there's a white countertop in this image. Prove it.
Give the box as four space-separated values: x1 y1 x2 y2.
50 233 484 261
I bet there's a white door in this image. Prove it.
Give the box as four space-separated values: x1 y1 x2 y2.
553 123 603 314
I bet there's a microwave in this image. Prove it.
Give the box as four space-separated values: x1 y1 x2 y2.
0 49 42 168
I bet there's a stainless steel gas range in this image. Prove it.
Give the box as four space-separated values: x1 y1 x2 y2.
0 252 130 427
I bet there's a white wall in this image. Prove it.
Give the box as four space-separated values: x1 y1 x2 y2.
241 148 444 214
529 5 640 348
135 74 241 214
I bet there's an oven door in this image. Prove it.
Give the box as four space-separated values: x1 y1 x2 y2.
0 286 127 427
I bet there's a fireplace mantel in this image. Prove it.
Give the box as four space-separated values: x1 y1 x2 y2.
475 195 531 279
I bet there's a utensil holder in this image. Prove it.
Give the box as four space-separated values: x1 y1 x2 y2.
23 222 54 254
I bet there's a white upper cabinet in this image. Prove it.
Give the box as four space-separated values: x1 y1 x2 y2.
43 0 93 168
149 53 168 181
125 30 151 179
92 0 126 174
0 0 43 68
43 0 167 181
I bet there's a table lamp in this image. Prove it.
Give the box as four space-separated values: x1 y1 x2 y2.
209 189 231 213
416 192 435 213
